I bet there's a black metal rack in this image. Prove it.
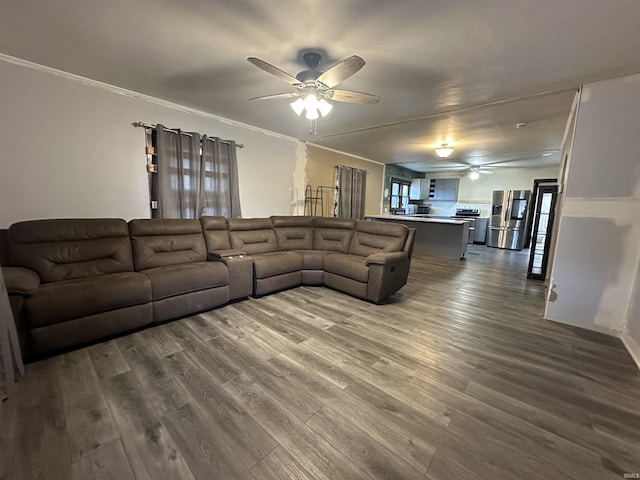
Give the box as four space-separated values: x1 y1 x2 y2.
304 184 339 217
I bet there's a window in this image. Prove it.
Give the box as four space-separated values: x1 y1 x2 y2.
390 178 411 214
142 123 242 219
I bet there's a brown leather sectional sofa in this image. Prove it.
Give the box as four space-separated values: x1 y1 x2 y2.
1 216 415 360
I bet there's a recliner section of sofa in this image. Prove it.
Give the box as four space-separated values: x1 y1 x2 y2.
2 215 414 359
322 218 412 303
3 218 153 358
128 218 229 323
271 215 325 285
227 218 303 296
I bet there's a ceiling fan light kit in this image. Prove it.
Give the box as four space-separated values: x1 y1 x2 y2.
290 97 305 115
435 143 454 158
290 94 334 120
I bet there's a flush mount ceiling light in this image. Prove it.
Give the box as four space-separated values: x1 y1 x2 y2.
434 143 454 158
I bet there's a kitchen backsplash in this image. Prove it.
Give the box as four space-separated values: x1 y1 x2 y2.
426 202 492 217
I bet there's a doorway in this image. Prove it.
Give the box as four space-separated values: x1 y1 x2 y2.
524 178 557 247
527 184 559 280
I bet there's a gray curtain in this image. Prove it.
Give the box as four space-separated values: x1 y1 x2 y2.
156 124 201 218
201 136 242 218
335 165 367 219
0 270 24 400
156 125 242 219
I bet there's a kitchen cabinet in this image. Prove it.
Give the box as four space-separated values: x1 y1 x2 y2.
427 178 459 201
409 178 430 200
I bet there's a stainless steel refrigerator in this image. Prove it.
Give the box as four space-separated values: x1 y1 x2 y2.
487 189 531 250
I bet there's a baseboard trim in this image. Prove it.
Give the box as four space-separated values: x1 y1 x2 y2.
621 330 640 371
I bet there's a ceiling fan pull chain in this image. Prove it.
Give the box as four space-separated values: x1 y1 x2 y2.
309 118 318 136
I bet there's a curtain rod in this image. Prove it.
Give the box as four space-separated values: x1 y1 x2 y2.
336 165 369 174
132 122 244 148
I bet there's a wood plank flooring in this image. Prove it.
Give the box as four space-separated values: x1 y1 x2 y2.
2 245 640 480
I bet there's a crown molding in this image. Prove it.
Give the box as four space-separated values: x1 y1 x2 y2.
0 53 301 144
306 142 384 166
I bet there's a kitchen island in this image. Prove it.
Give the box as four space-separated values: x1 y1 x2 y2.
366 215 470 259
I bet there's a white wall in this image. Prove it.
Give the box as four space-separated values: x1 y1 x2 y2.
421 166 559 216
546 73 640 338
0 56 303 226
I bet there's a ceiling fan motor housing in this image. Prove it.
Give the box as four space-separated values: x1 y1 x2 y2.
303 52 322 69
296 70 322 82
296 52 324 82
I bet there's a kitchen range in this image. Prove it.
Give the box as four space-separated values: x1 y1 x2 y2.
451 208 489 244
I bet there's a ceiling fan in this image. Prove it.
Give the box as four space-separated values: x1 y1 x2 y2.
247 52 380 123
453 166 496 180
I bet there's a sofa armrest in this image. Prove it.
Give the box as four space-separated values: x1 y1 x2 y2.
2 266 41 297
365 251 407 266
207 249 246 261
207 250 253 301
365 253 411 303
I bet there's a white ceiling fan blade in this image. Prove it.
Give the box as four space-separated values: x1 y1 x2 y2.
247 57 300 85
316 55 366 88
327 89 380 104
249 92 301 101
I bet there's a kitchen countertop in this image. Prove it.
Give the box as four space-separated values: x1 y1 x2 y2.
366 215 470 259
366 214 470 225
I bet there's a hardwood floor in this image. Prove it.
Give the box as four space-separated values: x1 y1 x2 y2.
3 245 640 480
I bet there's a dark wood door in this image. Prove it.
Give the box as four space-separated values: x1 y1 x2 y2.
527 184 558 280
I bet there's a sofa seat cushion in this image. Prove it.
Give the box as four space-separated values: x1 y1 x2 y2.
26 272 151 327
142 262 229 301
323 253 369 283
295 250 328 270
252 251 302 279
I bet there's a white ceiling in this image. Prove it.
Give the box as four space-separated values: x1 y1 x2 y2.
2 0 640 172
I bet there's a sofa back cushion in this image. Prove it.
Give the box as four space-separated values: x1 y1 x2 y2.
349 220 409 257
9 218 134 283
313 217 357 253
227 218 277 255
200 216 231 251
129 219 206 271
271 216 314 251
